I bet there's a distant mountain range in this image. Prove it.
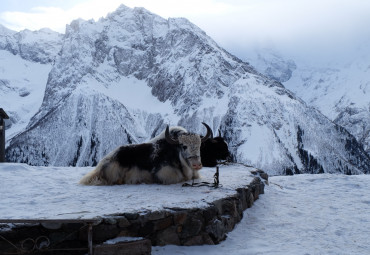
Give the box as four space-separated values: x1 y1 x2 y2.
246 47 370 156
1 5 369 174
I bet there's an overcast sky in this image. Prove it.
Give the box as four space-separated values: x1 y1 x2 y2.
1 0 370 64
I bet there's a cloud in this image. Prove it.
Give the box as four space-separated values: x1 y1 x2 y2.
0 0 123 32
0 0 238 33
1 0 369 63
0 7 66 32
183 0 370 62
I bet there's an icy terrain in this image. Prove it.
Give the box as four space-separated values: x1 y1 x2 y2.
0 164 369 254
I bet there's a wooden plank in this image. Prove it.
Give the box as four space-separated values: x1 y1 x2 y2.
88 223 93 255
0 219 100 224
0 108 9 119
94 239 152 255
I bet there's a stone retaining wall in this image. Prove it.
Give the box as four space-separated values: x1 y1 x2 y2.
0 173 267 254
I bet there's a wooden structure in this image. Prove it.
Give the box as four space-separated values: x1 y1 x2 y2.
0 219 98 255
0 108 9 162
0 218 152 255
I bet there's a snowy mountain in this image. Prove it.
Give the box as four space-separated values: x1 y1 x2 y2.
285 57 370 155
244 48 297 83
0 24 62 64
247 46 370 156
0 24 62 139
2 5 369 174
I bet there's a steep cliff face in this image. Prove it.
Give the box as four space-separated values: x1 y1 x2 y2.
334 107 370 154
7 87 163 166
3 5 370 174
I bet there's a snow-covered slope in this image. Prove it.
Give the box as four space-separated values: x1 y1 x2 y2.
0 24 62 64
285 56 370 154
245 48 297 83
3 5 370 174
0 50 51 139
247 46 370 155
0 25 63 139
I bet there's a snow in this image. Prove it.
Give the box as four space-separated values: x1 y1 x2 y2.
283 50 370 120
0 50 51 140
153 174 370 255
0 163 255 219
81 74 176 117
103 236 144 245
1 163 369 254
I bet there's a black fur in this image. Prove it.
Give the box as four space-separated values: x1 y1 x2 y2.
112 140 183 183
114 143 155 170
152 139 182 171
80 128 206 185
200 136 230 167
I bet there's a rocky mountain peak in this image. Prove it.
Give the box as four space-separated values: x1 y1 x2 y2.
2 5 369 174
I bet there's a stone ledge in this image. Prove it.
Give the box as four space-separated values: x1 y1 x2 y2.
0 170 267 254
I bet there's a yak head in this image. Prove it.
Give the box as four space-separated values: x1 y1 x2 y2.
200 130 230 167
165 122 212 170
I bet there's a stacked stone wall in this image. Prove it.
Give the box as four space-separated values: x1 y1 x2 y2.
0 174 267 254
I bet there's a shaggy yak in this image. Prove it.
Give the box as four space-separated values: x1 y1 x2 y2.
79 123 212 185
200 131 230 167
150 126 230 167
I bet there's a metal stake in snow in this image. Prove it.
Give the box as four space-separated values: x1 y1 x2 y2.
214 166 220 188
0 108 9 162
182 166 221 188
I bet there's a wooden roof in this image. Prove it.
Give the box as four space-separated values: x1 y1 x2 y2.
0 108 9 119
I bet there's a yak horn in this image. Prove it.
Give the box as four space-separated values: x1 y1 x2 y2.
165 125 179 144
201 122 212 142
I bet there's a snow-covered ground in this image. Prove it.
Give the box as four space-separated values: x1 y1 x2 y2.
0 163 256 219
153 174 370 255
1 163 369 254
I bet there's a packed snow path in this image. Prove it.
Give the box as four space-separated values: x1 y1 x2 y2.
153 174 370 255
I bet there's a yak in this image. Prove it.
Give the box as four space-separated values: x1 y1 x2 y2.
79 123 212 185
200 132 230 167
150 126 230 167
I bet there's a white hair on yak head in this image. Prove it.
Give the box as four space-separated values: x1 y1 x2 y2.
164 122 212 145
164 122 212 170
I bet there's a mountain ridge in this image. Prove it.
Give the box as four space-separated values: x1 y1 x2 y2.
2 4 369 174
246 47 370 155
